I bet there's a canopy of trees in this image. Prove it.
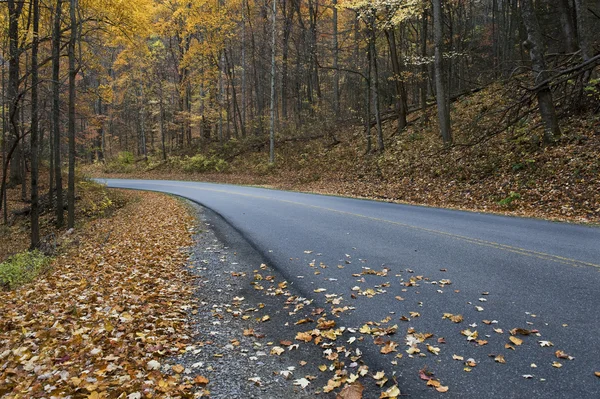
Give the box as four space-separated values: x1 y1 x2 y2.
0 0 599 247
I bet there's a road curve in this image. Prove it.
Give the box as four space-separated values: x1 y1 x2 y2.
101 178 600 398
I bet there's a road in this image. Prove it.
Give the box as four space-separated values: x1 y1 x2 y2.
101 178 600 398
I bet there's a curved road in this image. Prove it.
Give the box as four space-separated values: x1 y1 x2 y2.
102 179 600 398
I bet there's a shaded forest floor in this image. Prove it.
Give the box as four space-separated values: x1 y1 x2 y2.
89 83 600 224
0 171 130 263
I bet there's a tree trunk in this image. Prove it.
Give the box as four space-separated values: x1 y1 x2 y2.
433 0 452 144
7 0 24 188
557 0 578 53
421 9 429 122
67 0 77 228
159 79 166 161
520 0 561 143
30 0 40 247
269 0 276 164
332 0 340 119
53 0 64 227
385 27 408 133
369 15 384 152
2 61 7 224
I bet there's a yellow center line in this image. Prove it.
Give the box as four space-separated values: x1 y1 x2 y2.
132 182 600 269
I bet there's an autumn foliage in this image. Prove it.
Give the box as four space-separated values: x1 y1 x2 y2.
0 192 198 397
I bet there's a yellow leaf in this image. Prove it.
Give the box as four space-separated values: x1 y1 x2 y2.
509 336 523 346
379 385 400 398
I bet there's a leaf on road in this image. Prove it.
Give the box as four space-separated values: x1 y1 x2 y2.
270 346 285 355
336 382 364 399
194 375 209 385
509 336 523 346
379 385 400 398
171 364 184 374
294 378 311 388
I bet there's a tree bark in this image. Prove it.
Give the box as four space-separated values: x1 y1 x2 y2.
53 0 64 227
7 0 24 188
30 0 40 247
385 27 408 133
269 0 276 164
332 0 340 119
433 0 452 144
67 0 77 228
520 0 561 143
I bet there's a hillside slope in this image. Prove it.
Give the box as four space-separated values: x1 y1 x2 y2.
90 84 600 224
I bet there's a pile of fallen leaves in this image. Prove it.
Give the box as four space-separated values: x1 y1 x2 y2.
0 191 198 398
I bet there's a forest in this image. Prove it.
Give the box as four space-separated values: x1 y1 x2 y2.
0 0 599 249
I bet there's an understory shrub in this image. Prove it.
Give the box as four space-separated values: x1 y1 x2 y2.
180 154 228 173
0 250 49 290
104 151 136 173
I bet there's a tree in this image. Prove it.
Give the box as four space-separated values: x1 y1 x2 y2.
30 0 41 247
67 0 77 228
53 0 65 227
269 0 276 164
520 0 561 143
433 0 451 145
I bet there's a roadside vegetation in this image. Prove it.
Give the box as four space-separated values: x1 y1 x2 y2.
88 83 600 224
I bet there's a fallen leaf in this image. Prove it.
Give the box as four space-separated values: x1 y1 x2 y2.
171 364 184 374
436 385 449 393
294 378 310 388
552 362 562 368
427 379 441 388
379 385 400 398
194 375 209 385
270 346 284 355
554 350 573 360
336 382 364 399
147 360 161 370
494 355 506 364
509 336 523 346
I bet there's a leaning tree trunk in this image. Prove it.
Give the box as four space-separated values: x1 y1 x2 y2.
520 0 561 143
433 0 452 145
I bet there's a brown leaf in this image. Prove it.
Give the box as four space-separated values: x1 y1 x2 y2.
336 382 364 399
194 375 209 385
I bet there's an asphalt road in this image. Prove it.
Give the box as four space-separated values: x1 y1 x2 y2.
101 179 600 398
